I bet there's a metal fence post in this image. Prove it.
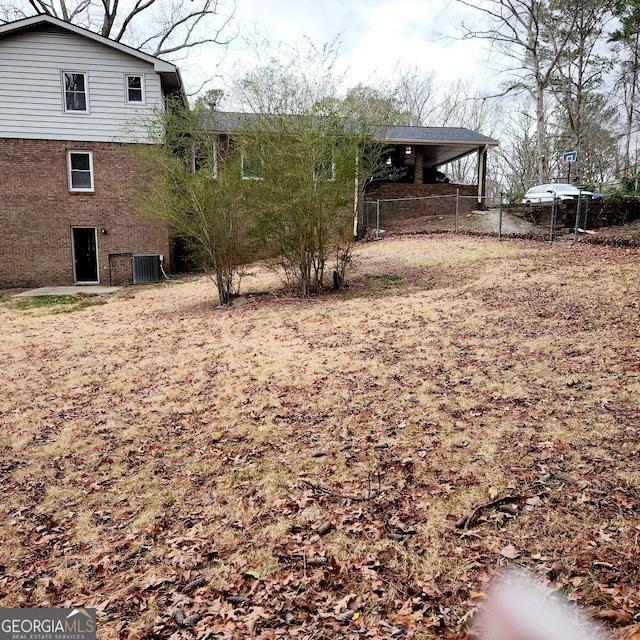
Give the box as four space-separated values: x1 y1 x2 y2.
549 197 556 242
574 192 582 242
584 198 590 232
498 193 503 238
375 199 380 240
455 189 460 232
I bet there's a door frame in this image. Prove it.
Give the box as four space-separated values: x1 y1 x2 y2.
71 226 99 284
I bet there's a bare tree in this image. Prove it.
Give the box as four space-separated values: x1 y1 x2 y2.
0 0 235 58
610 0 640 177
234 39 343 115
430 79 501 184
392 65 437 126
339 84 407 125
457 0 575 183
549 0 615 181
492 100 539 195
550 92 620 185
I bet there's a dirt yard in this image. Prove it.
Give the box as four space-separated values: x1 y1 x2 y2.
2 235 640 639
378 208 541 236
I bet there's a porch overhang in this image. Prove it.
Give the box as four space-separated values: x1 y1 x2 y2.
377 125 498 169
368 126 498 210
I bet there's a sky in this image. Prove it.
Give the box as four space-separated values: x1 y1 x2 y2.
180 0 497 107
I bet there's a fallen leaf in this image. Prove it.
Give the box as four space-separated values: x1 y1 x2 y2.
245 606 267 634
334 592 357 613
336 609 357 623
316 520 333 536
500 545 520 559
620 624 640 640
597 610 634 625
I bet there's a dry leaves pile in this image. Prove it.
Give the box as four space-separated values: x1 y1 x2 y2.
1 235 640 639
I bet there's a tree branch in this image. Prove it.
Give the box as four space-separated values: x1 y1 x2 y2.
28 0 55 16
113 0 156 42
154 2 235 56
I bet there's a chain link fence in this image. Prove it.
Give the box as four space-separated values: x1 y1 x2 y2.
362 193 534 239
361 193 640 242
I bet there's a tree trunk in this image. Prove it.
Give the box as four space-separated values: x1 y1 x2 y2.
535 86 549 183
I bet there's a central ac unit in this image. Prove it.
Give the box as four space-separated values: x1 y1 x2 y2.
132 254 161 284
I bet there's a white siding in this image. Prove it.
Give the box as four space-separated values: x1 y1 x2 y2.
0 29 165 142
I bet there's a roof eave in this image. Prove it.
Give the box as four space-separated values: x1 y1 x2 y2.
383 138 499 146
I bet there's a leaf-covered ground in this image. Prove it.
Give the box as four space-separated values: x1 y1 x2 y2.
1 235 640 639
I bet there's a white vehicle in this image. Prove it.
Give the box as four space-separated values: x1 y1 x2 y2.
522 183 602 203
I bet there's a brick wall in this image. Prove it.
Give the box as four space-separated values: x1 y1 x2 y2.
0 138 170 288
108 253 134 286
362 183 479 228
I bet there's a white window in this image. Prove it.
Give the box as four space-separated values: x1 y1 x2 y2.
126 74 144 103
67 151 94 192
63 71 88 112
241 150 263 180
313 152 336 182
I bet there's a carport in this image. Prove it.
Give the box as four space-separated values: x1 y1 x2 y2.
369 125 499 207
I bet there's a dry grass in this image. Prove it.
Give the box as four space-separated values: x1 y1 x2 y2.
1 234 640 639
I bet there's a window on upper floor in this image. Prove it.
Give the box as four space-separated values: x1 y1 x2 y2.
67 150 94 192
63 71 89 112
126 75 144 104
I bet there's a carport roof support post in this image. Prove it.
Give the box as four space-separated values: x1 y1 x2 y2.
477 145 489 209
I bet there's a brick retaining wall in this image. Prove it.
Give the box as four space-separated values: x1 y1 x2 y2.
363 183 479 228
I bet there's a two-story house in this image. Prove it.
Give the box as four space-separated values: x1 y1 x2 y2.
0 14 183 288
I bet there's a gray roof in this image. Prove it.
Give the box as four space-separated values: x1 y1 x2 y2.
210 112 498 168
211 113 496 143
381 125 497 146
208 112 261 132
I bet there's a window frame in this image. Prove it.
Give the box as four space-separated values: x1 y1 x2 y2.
212 148 218 179
125 74 145 104
313 153 336 182
192 141 218 178
67 150 94 192
241 150 264 180
62 71 89 113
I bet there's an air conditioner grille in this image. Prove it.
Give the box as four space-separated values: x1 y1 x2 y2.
132 254 161 284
